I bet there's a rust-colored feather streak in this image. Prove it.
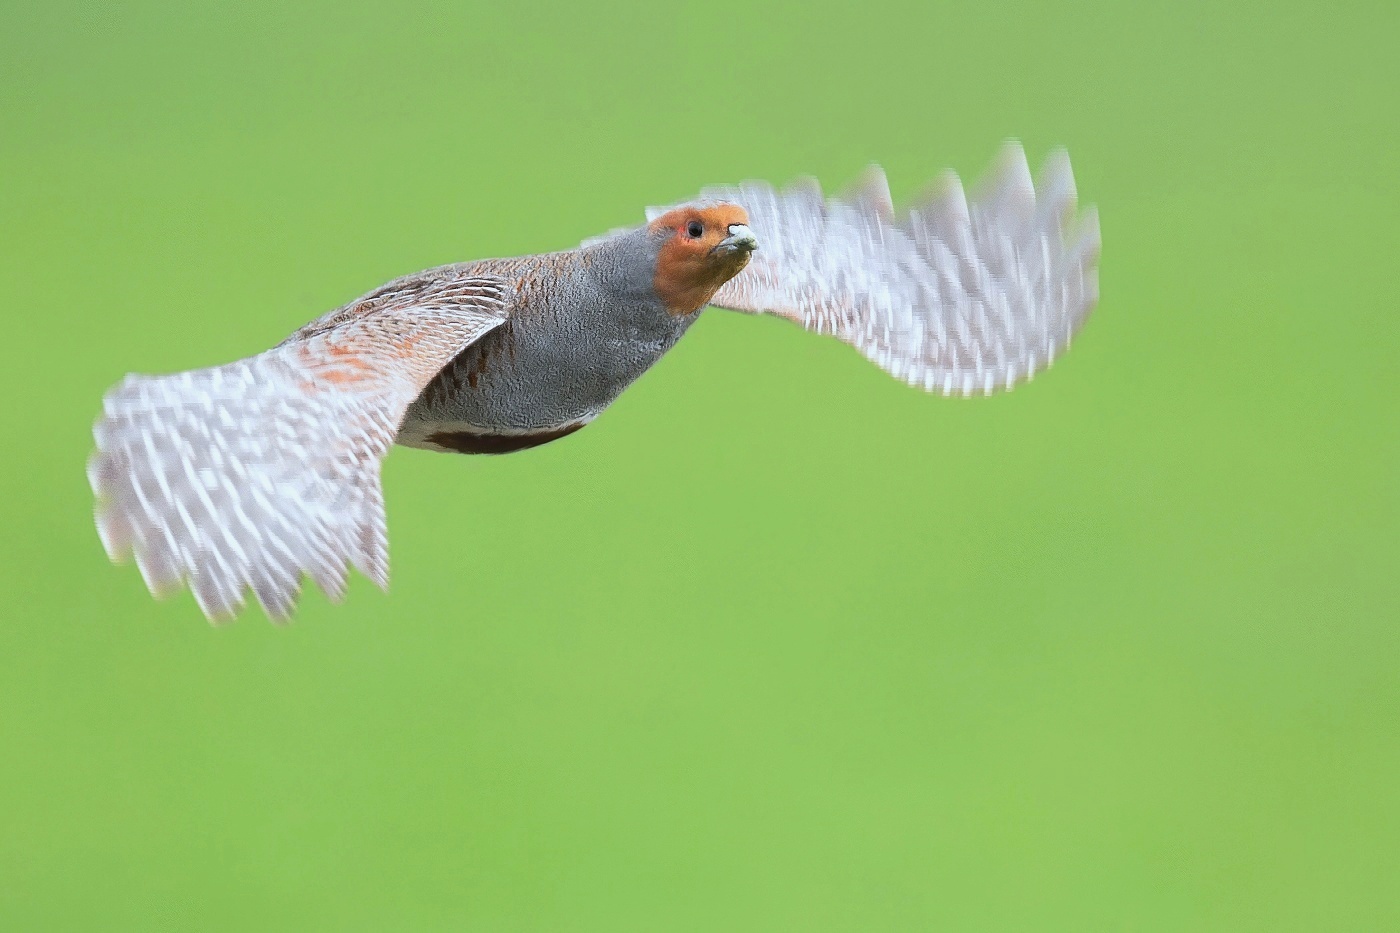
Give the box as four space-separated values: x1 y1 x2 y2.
89 141 1100 622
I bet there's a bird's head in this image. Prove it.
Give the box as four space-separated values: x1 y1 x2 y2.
649 203 757 315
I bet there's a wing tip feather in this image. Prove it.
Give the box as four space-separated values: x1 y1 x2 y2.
974 139 1035 214
842 164 894 218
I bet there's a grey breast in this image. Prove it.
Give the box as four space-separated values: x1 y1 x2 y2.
399 228 698 447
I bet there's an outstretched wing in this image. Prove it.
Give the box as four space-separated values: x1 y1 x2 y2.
89 271 512 623
658 142 1100 395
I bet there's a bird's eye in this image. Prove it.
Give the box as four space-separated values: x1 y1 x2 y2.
685 220 704 239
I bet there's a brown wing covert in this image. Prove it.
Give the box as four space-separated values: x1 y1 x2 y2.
89 274 511 622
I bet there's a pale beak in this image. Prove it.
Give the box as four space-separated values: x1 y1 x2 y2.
716 223 758 254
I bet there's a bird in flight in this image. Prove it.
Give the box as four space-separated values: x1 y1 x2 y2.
89 142 1101 623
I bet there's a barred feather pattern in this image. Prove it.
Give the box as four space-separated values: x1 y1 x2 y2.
665 142 1101 395
89 274 511 622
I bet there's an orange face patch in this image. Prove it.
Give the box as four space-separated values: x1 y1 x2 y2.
650 204 754 315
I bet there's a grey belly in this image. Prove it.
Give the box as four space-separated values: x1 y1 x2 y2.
397 309 695 454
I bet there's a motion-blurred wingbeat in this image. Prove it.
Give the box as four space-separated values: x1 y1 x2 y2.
88 142 1101 622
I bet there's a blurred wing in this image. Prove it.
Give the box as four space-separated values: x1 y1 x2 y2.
89 272 512 622
661 142 1100 395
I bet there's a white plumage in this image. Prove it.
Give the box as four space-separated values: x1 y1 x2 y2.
90 285 510 621
90 143 1101 622
672 142 1100 394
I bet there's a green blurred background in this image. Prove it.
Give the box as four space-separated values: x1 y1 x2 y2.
2 0 1396 928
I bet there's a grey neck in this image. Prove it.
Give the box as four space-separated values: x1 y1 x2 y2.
582 225 665 305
